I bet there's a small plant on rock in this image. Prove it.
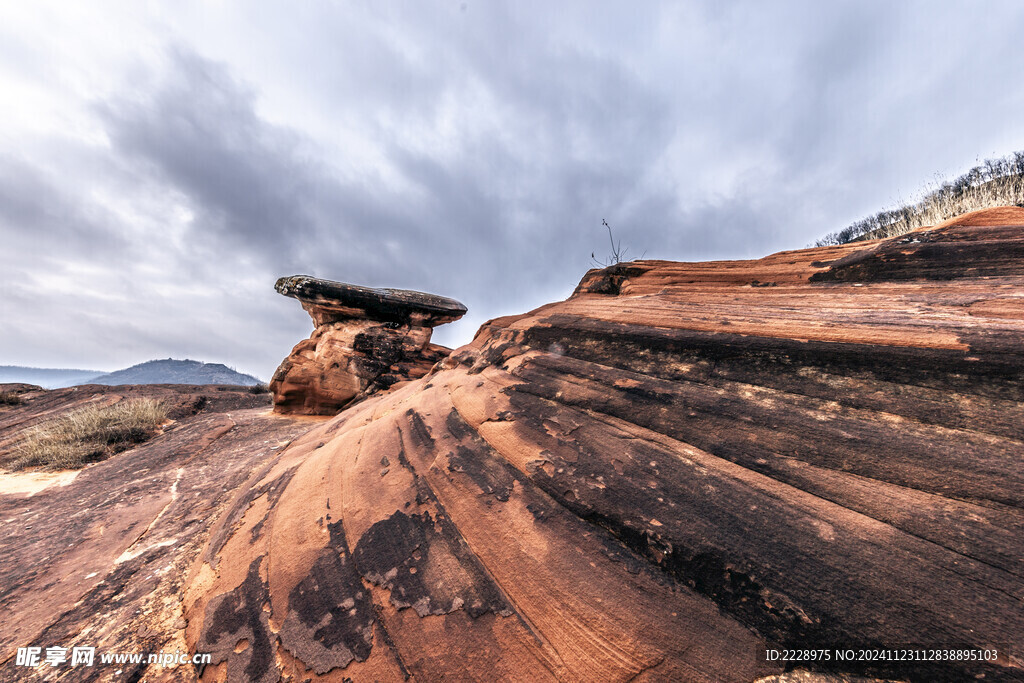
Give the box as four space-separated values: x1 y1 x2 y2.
592 219 644 267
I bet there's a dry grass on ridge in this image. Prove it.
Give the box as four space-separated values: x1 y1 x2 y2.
817 151 1024 245
4 398 167 471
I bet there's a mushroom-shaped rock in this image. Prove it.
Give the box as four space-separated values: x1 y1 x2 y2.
275 275 468 327
270 276 467 415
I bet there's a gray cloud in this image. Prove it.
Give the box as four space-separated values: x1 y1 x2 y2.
97 49 324 269
2 0 1024 378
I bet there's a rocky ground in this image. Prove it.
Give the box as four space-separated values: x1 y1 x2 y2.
0 385 317 682
1 207 1022 682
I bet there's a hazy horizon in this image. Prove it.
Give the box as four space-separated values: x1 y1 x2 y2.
0 358 258 375
0 358 264 388
3 1 1024 380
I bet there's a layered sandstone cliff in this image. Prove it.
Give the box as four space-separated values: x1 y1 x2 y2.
182 208 1024 682
1 209 1021 682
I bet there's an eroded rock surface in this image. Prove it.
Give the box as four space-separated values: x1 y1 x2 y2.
2 209 1021 681
186 208 1024 682
0 385 312 682
270 276 467 415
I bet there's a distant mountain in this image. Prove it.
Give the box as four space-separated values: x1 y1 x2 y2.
88 359 262 386
0 360 262 389
0 366 103 389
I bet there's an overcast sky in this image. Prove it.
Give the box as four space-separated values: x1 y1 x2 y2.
1 1 1023 380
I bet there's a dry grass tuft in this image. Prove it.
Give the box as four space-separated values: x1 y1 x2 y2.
6 399 167 471
0 391 24 406
817 152 1024 246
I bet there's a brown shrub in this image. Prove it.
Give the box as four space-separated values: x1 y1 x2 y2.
0 391 23 406
7 399 167 471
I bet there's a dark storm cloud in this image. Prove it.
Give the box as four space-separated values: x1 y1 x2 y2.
89 38 685 349
97 37 680 268
3 0 1024 376
96 49 324 270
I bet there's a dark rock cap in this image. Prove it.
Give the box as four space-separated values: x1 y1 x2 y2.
276 275 467 326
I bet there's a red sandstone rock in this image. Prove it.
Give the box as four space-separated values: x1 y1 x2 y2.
184 208 1024 682
270 276 466 415
2 209 1022 682
0 385 310 683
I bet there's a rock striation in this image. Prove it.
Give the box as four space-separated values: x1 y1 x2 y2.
184 208 1024 682
270 276 467 415
2 208 1022 682
0 385 308 683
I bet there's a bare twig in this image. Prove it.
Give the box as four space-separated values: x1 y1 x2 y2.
592 219 638 267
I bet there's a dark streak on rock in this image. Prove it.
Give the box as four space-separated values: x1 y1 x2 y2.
526 315 1024 402
445 409 515 502
447 445 513 502
809 230 1024 283
405 409 435 451
205 464 299 569
198 556 275 683
510 351 1024 509
371 604 412 680
249 517 267 544
279 521 375 674
353 510 508 619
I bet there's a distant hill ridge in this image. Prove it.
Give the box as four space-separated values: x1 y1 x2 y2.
0 366 102 389
0 359 261 389
89 359 261 386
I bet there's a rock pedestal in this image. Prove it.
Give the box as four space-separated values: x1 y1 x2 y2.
270 276 467 415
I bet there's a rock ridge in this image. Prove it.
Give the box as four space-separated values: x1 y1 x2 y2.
6 210 1019 681
199 208 1024 681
